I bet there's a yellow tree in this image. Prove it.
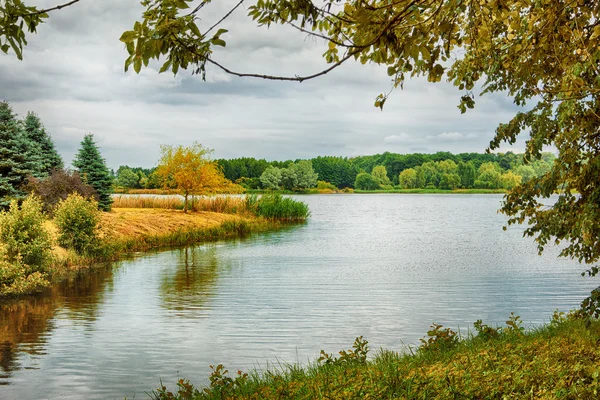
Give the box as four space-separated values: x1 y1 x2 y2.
155 142 228 213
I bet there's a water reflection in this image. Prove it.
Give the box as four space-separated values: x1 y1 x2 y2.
160 247 223 317
0 266 114 382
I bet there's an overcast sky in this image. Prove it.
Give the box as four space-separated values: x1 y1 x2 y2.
1 0 525 170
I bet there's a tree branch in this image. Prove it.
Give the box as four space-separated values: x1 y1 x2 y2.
23 0 82 16
204 50 358 82
205 0 244 35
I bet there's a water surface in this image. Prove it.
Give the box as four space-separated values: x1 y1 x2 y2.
1 194 596 399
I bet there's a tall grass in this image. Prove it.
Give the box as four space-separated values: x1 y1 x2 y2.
150 313 600 400
250 193 309 221
113 194 309 221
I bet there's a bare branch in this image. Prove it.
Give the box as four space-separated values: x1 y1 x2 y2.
205 50 358 82
23 0 82 16
205 0 244 36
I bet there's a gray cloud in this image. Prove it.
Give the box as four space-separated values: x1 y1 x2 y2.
1 0 527 169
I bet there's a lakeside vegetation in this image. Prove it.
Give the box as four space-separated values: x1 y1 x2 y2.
151 311 600 400
0 193 308 298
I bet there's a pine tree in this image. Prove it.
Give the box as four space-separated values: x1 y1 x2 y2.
22 112 63 177
73 134 113 211
0 101 32 208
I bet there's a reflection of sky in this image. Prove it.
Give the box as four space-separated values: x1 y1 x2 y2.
2 194 598 399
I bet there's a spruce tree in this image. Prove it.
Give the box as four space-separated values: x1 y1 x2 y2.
22 112 63 177
73 134 113 211
0 101 31 208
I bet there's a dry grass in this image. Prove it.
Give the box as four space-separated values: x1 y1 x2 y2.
112 195 183 210
112 195 252 215
101 208 240 239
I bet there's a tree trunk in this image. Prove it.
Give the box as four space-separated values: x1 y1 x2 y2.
184 192 188 213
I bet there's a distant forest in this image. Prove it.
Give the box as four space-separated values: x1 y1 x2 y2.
115 151 555 191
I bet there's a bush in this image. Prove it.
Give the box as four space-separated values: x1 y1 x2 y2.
54 193 102 254
317 180 338 190
354 172 380 190
0 195 52 268
0 195 52 296
25 168 98 214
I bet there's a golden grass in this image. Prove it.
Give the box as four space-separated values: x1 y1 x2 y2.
112 195 252 215
101 208 239 239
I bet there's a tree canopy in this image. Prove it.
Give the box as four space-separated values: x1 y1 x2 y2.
2 1 600 266
155 142 231 212
73 134 113 211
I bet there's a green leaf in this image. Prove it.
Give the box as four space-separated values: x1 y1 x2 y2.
387 66 396 76
211 38 226 47
119 31 137 43
7 37 22 60
133 58 142 74
214 28 229 37
0 44 9 54
176 0 189 9
189 23 202 38
159 60 172 73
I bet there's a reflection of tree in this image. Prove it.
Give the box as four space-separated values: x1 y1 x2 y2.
0 266 114 379
160 246 221 316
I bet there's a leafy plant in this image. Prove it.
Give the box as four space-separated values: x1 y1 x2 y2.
318 336 369 366
54 193 102 254
419 323 458 352
0 195 52 268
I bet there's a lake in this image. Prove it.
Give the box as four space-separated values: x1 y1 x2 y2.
0 194 597 399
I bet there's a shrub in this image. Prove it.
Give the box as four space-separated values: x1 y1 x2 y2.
0 195 52 296
0 195 52 268
54 193 102 254
317 180 338 191
25 168 98 214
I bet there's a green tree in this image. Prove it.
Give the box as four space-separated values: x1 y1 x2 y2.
116 166 140 188
457 161 476 189
0 102 31 207
290 160 318 190
21 112 63 177
501 171 522 191
280 167 298 191
439 173 461 190
354 173 380 191
371 165 391 186
72 134 113 211
514 165 536 183
398 168 417 189
260 166 282 190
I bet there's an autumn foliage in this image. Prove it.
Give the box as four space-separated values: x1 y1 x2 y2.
154 143 232 212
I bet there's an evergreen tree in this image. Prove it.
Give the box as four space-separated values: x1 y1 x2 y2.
0 102 32 207
73 134 113 211
22 112 63 177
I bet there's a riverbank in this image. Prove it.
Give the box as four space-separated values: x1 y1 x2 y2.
115 188 507 195
2 194 309 298
151 314 600 399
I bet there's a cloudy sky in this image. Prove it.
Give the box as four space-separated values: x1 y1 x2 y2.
1 0 525 170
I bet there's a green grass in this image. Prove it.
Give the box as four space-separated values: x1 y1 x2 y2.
148 312 600 399
248 194 310 220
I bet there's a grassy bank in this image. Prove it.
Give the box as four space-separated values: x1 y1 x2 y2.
150 313 600 399
1 194 309 297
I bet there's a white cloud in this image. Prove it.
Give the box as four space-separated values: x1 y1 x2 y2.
1 0 529 169
427 132 478 142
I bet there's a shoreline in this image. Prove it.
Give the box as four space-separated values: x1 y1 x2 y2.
2 208 298 300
